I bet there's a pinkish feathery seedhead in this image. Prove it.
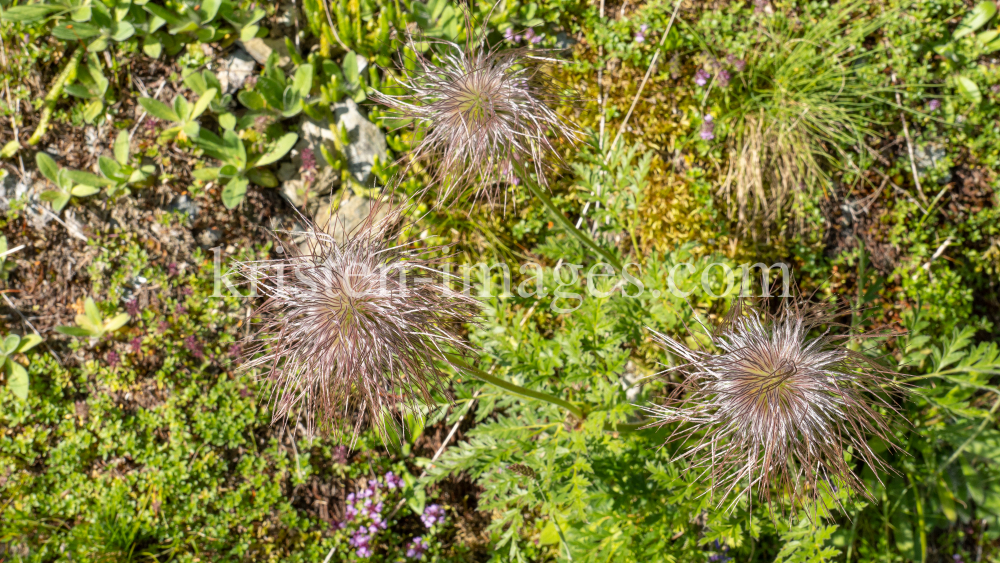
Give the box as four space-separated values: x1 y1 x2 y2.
234 200 480 441
372 36 580 204
645 298 903 509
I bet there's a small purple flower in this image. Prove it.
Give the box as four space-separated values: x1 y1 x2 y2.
130 337 142 354
406 536 430 560
125 299 139 317
954 555 964 563
143 117 160 133
635 24 648 43
523 28 543 45
726 54 746 72
300 147 316 184
175 303 187 316
107 351 119 369
504 27 521 43
700 114 716 141
927 99 941 112
385 471 404 489
228 343 242 358
345 504 358 521
349 529 372 557
421 504 446 528
992 84 1000 94
717 69 731 88
167 263 178 277
184 335 204 360
333 445 349 465
331 518 347 530
694 68 711 86
347 492 356 503
157 320 170 333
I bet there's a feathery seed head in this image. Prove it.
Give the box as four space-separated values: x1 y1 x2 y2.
372 35 580 203
645 298 903 509
233 199 480 442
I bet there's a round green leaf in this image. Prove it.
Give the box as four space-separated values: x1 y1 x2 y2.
6 360 28 400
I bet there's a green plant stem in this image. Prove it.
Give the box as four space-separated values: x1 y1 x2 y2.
513 161 623 271
446 354 585 419
28 48 83 146
446 356 656 433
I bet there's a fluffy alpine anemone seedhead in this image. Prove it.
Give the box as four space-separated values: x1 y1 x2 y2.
371 33 580 203
233 201 480 441
645 298 903 509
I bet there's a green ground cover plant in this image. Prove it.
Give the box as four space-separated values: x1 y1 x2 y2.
1 0 1000 561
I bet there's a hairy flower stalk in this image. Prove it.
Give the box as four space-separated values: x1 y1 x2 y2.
645 298 903 509
371 32 580 203
233 200 480 441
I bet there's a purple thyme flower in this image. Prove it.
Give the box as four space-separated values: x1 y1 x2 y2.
157 320 170 334
175 303 187 316
953 555 964 563
406 536 430 560
331 518 347 530
143 118 160 133
700 114 716 141
184 335 204 360
130 337 142 354
927 99 941 112
300 147 316 184
167 263 178 277
333 445 349 465
523 28 543 45
694 68 711 86
421 504 446 528
717 69 731 88
228 343 242 358
125 299 139 317
385 471 404 489
345 504 358 521
503 27 521 43
347 492 356 503
726 54 746 72
349 529 372 557
635 24 648 43
107 351 120 369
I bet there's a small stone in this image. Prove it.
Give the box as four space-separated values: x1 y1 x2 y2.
913 144 952 185
333 99 387 185
282 166 339 210
197 227 223 248
554 31 577 52
238 37 292 69
218 48 256 94
277 162 298 183
166 195 199 220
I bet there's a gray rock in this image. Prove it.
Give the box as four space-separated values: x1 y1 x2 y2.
554 31 577 52
277 162 298 183
333 99 387 185
238 37 292 69
313 192 388 244
218 48 256 94
166 195 199 220
914 144 952 185
282 166 339 210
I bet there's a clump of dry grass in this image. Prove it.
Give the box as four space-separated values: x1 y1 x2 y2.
712 2 892 232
